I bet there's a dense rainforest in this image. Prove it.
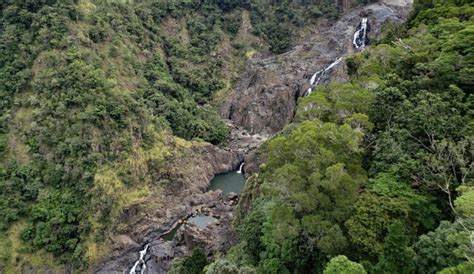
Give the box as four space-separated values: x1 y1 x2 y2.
0 0 472 273
173 1 474 273
0 0 362 271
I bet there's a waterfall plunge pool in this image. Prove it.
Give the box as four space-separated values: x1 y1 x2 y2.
161 223 183 241
208 169 246 194
188 215 218 228
160 165 245 242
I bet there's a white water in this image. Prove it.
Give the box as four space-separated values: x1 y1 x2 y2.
322 57 343 74
237 163 245 174
353 17 368 49
306 18 370 96
306 57 343 96
310 71 321 86
129 244 149 274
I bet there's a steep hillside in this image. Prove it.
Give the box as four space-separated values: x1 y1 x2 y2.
0 0 368 272
1 0 472 274
215 1 473 273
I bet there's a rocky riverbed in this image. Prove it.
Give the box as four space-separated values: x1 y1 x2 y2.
93 141 244 273
223 1 410 176
220 2 408 137
94 2 412 273
96 190 240 273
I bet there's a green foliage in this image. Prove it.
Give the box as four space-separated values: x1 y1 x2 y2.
0 0 234 267
205 259 256 274
454 185 474 218
170 248 208 274
411 1 474 27
21 190 83 263
368 174 439 230
344 4 473 272
237 200 265 264
222 10 242 35
345 173 439 259
439 261 474 274
374 221 415 274
263 22 291 54
0 0 351 269
414 221 470 274
0 235 12 266
414 185 474 273
226 1 474 273
346 192 410 259
295 82 374 130
0 134 7 155
0 164 39 231
324 255 366 274
0 1 73 132
234 116 367 271
376 22 409 44
143 55 230 144
1 0 473 272
365 3 473 188
248 0 340 53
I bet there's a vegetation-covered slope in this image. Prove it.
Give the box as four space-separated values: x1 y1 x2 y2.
2 0 472 273
0 0 354 271
194 1 473 273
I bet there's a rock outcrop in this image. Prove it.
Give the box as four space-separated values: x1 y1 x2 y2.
94 2 412 273
221 2 409 137
93 143 242 273
96 190 238 274
382 0 414 8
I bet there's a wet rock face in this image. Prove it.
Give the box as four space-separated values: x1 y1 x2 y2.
221 2 409 136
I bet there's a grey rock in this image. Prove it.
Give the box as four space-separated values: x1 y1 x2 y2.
221 3 409 137
93 3 411 274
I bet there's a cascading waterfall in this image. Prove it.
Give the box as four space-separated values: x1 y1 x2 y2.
306 57 343 96
306 17 370 96
129 244 149 274
237 163 245 174
310 71 320 86
353 17 369 49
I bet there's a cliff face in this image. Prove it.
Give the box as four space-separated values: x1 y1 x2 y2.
94 2 412 273
221 2 410 137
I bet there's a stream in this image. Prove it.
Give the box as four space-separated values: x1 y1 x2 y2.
103 5 408 272
128 165 246 273
129 15 372 272
129 244 149 274
307 57 343 96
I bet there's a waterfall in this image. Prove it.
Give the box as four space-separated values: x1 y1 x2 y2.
310 71 321 86
322 57 343 74
306 57 343 96
129 244 149 274
237 163 245 174
306 18 369 96
353 17 368 49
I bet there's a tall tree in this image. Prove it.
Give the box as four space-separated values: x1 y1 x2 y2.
375 221 415 274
